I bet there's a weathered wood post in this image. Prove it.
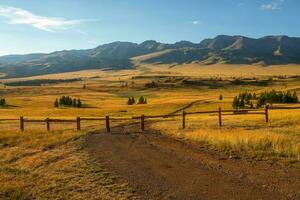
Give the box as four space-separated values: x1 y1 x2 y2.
46 118 50 131
141 115 145 131
218 107 222 127
106 116 110 133
20 116 24 131
265 105 269 123
76 117 81 130
182 111 186 129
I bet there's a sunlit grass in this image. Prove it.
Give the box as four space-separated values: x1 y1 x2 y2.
150 109 300 162
0 126 134 199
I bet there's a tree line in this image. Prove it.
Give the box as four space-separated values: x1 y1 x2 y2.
54 96 82 108
127 96 147 105
232 90 298 109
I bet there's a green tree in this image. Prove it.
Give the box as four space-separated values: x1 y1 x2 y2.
72 99 77 107
77 99 82 108
54 99 59 107
138 96 146 104
232 96 239 109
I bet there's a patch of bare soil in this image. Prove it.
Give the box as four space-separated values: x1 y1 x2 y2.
85 124 300 200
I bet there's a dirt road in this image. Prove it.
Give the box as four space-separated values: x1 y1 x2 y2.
86 125 300 200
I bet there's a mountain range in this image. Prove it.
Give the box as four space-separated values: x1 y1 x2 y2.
1 35 300 78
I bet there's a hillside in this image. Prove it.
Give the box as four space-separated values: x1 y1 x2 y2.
1 35 300 78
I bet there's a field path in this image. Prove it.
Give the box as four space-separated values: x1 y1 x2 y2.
85 125 300 200
167 99 209 115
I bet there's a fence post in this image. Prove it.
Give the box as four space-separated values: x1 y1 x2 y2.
141 115 145 131
20 116 24 131
46 118 50 131
182 111 186 129
76 117 81 130
218 107 222 127
265 105 269 123
106 116 110 133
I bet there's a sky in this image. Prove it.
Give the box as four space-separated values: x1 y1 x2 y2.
0 0 299 56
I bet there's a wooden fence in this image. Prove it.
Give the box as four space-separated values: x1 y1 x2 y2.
0 105 299 132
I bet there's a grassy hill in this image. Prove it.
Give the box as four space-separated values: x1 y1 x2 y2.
1 35 300 78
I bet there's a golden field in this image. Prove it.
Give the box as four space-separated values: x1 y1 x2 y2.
1 64 300 198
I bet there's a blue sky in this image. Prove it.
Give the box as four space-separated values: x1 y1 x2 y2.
0 0 299 55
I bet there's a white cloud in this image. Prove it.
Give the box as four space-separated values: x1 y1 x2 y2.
191 20 200 25
0 6 84 32
260 0 285 10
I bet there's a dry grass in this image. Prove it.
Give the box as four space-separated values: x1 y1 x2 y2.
150 110 300 162
2 65 300 198
0 126 134 200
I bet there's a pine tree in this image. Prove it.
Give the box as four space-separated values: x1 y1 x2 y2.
127 97 133 105
72 99 77 107
239 99 245 108
138 96 145 104
232 96 239 109
131 97 136 104
54 99 59 107
77 99 82 108
292 91 298 103
219 95 223 101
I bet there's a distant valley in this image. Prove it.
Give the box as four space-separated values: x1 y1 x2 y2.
1 35 300 78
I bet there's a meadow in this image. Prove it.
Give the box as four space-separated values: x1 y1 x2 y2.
1 64 300 198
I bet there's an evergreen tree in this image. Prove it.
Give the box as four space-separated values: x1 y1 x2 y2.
138 96 145 104
292 91 298 103
219 95 223 101
232 96 239 109
127 97 136 105
131 97 136 104
54 99 59 107
0 98 6 106
77 99 82 108
239 99 245 108
72 99 77 107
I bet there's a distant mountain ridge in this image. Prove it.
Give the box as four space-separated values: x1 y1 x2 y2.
1 35 300 78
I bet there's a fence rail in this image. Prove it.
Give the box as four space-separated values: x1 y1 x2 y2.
0 105 299 132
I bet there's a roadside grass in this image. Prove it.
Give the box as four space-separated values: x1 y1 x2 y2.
0 126 135 200
150 109 300 162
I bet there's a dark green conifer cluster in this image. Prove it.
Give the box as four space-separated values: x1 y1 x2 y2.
232 92 256 109
54 96 82 108
127 96 147 105
232 90 298 109
256 90 298 108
